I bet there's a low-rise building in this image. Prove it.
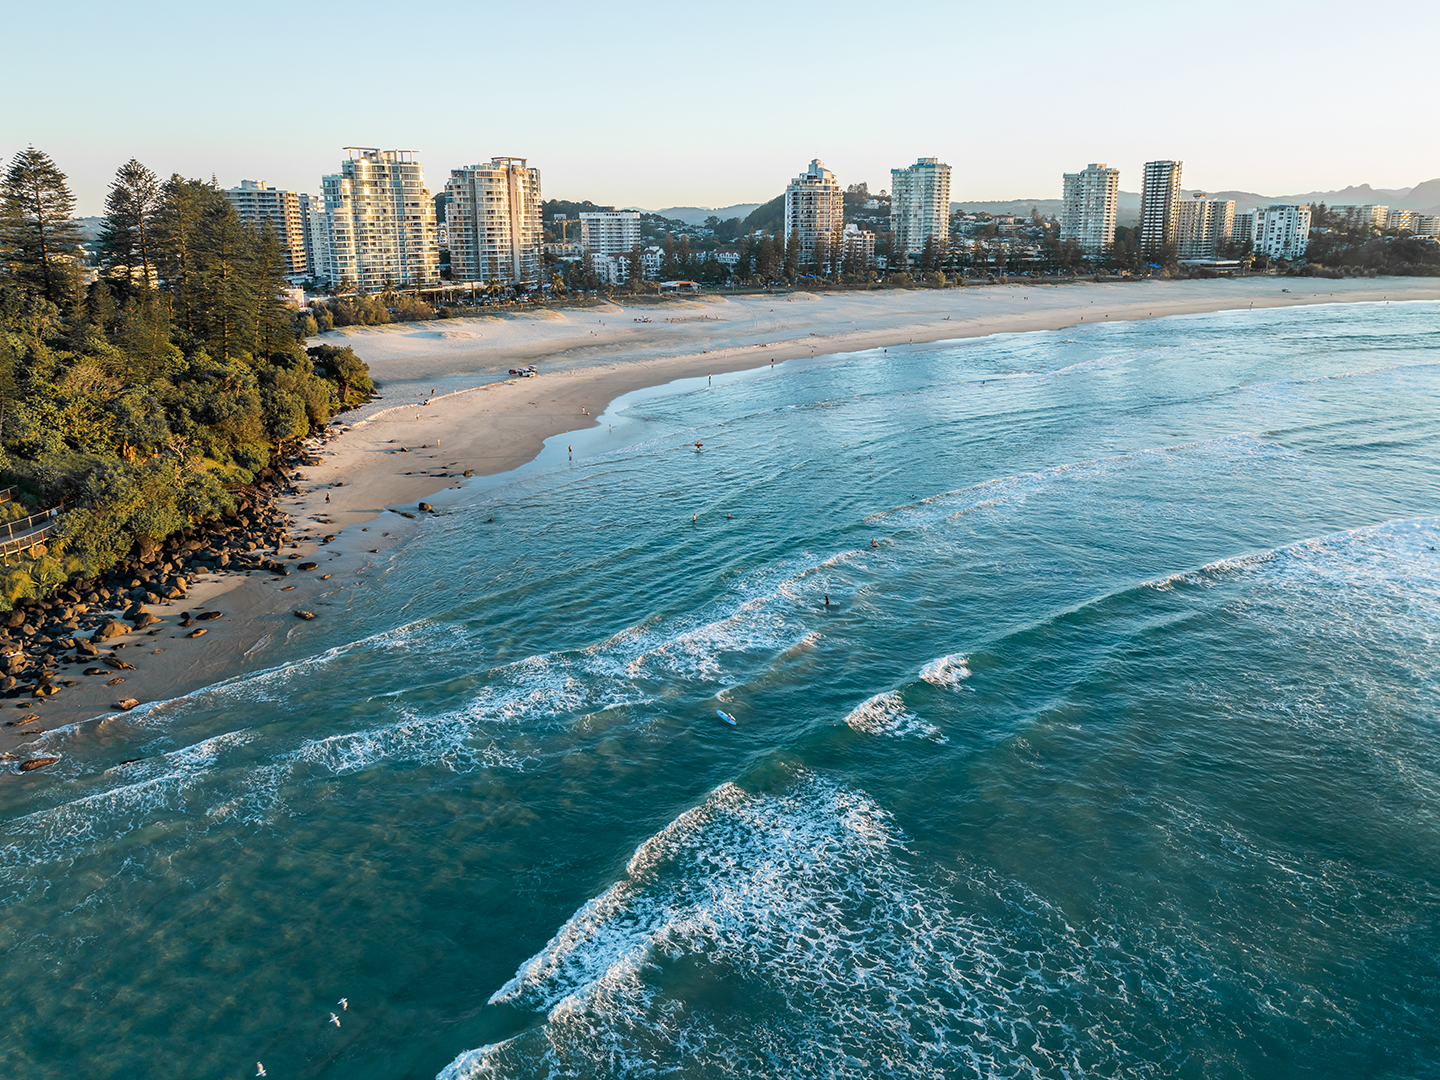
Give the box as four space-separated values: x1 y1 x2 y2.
841 222 875 266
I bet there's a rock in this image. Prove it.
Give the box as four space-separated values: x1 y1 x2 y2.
132 613 161 629
5 610 25 628
418 502 432 512
294 610 316 620
107 677 126 686
463 470 474 478
114 698 140 711
187 628 207 638
76 640 98 656
196 611 223 622
93 620 130 641
298 562 318 571
19 757 60 771
0 677 14 691
103 658 135 671
32 684 58 697
179 617 193 628
84 668 106 676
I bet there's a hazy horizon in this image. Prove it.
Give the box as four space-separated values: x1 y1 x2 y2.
5 0 1437 217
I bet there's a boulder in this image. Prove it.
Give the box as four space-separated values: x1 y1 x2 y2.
196 611 223 622
132 612 161 629
5 610 25 629
187 628 207 638
114 698 140 711
19 757 59 771
84 668 106 676
93 621 130 641
418 502 432 512
294 610 316 620
298 562 318 571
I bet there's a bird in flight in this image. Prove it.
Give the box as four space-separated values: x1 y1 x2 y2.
338 998 348 1011
330 1013 342 1027
256 1065 267 1077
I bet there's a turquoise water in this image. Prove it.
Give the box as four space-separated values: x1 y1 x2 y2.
4 301 1440 1079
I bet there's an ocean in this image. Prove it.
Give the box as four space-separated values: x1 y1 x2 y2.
3 300 1439 1079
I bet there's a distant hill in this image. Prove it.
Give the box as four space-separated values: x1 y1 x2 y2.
739 195 784 235
632 203 763 226
1189 180 1440 214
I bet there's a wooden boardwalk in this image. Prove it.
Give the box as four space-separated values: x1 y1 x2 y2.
0 506 65 561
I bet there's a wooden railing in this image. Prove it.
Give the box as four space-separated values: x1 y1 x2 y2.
0 487 15 505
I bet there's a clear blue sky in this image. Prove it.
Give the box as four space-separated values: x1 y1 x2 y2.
4 0 1437 215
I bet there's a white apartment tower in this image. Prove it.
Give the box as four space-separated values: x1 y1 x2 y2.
322 149 439 291
1251 205 1312 261
300 194 332 285
784 159 844 263
222 180 309 278
445 157 544 287
1060 164 1120 255
1175 194 1235 260
579 210 641 255
890 157 952 260
1139 160 1183 256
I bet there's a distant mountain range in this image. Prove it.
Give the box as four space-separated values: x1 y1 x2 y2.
630 204 764 225
952 179 1440 221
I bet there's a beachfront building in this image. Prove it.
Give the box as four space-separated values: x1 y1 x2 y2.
1139 160 1182 257
322 149 439 291
1386 209 1418 232
1252 205 1312 261
222 180 310 278
889 158 951 261
1332 204 1388 231
784 159 844 264
842 222 876 268
1060 163 1119 255
1175 193 1235 260
299 194 332 285
579 210 640 255
445 157 544 287
1414 215 1440 238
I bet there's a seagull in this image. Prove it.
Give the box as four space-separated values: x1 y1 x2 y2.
338 998 348 1011
257 1066 267 1077
330 1012 342 1027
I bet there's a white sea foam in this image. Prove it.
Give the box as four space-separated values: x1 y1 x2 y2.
919 652 971 687
842 691 944 741
442 772 1202 1079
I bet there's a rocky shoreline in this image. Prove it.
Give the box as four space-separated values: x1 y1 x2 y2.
0 423 349 769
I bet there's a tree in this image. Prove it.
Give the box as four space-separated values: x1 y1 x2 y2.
153 175 208 333
1 147 83 306
627 242 644 285
784 228 800 280
99 158 161 285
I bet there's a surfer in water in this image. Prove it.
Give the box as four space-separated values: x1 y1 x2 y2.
824 594 830 608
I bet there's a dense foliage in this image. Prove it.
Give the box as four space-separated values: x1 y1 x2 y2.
0 148 373 606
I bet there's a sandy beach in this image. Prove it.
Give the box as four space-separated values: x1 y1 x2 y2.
7 277 1439 764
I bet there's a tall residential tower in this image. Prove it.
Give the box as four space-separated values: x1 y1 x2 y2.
1060 163 1119 255
445 157 544 287
890 157 952 262
1139 160 1183 256
222 180 310 278
784 159 844 264
322 148 439 291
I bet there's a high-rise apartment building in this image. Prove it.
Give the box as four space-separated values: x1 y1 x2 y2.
579 210 641 255
1060 163 1120 255
1386 209 1417 232
784 159 844 263
1175 193 1235 260
222 180 309 278
445 157 544 287
322 149 439 291
889 158 952 260
1139 161 1183 256
1251 205 1312 261
299 194 332 285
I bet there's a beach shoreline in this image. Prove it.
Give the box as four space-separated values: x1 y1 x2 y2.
7 277 1439 769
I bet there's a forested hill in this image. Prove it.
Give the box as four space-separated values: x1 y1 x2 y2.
0 149 372 608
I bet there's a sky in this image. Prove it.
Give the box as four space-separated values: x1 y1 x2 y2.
4 0 1438 216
